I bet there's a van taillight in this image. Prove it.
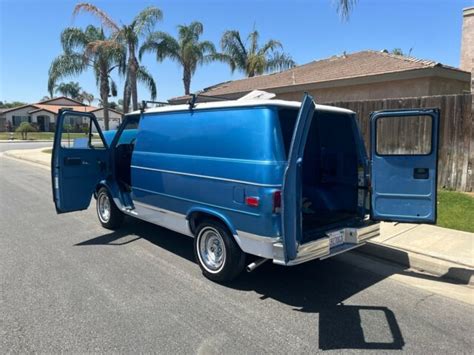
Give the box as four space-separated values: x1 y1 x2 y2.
245 196 260 207
272 190 281 213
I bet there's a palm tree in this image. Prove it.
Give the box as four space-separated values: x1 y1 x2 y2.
140 21 217 95
73 3 160 113
55 82 82 100
48 25 125 130
77 90 94 105
218 29 295 78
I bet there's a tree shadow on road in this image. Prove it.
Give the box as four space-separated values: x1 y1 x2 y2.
76 218 405 351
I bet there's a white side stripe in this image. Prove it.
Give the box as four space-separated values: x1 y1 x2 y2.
131 165 282 188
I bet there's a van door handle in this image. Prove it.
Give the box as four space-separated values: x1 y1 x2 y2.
413 168 429 179
64 157 84 166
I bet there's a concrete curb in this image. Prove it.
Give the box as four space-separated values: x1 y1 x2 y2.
358 242 474 285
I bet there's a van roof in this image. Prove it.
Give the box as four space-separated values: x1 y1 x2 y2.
131 99 355 115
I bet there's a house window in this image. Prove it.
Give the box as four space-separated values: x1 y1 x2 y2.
12 116 31 126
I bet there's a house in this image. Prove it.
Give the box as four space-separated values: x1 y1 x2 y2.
170 50 471 104
0 97 123 132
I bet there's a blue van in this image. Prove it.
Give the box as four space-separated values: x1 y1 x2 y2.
51 94 439 282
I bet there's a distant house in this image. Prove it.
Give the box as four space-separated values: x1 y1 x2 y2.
169 50 471 104
0 97 123 132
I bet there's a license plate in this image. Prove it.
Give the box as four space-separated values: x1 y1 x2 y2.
329 233 344 248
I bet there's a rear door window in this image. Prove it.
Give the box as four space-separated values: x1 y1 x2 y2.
376 115 433 155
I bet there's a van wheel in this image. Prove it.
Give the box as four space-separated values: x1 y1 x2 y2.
194 220 246 283
96 187 124 230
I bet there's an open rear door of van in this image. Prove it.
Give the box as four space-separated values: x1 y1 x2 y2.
370 108 439 223
52 110 110 213
281 94 316 262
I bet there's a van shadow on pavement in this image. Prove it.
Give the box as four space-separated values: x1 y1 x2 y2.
76 218 405 351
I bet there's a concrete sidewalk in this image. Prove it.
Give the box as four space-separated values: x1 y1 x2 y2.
359 223 474 285
3 147 474 284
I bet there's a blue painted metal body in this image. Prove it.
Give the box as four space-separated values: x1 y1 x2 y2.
131 106 285 238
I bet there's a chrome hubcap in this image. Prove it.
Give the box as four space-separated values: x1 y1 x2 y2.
199 228 225 272
98 193 111 222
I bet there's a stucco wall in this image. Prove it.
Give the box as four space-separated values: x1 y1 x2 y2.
3 106 35 125
94 109 122 130
273 76 470 103
429 77 471 95
276 77 433 103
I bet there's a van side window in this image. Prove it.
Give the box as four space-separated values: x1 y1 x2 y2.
61 114 105 149
376 115 432 155
116 117 139 146
277 109 298 157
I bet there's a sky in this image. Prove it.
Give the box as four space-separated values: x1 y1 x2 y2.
0 0 472 104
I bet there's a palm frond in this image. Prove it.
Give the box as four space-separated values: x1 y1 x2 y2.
335 0 357 21
61 27 88 53
132 6 163 37
48 54 88 94
248 30 259 55
137 66 157 100
73 3 120 32
259 39 282 56
220 30 247 72
265 52 296 73
109 78 117 97
139 31 180 62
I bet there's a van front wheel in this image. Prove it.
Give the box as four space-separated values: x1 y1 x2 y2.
194 220 246 283
96 187 124 230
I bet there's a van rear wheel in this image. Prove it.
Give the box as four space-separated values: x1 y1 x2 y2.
194 220 246 283
96 187 124 230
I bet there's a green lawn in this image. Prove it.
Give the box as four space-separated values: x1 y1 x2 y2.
0 132 85 140
437 190 474 233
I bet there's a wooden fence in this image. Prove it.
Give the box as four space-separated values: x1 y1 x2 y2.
325 93 473 192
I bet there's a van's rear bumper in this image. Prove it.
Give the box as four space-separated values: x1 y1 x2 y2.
272 222 380 266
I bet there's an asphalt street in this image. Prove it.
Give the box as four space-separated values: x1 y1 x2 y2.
0 156 473 353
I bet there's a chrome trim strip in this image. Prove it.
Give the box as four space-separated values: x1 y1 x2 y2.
133 201 185 218
235 230 277 243
234 230 277 259
131 165 282 188
127 201 193 237
132 186 261 217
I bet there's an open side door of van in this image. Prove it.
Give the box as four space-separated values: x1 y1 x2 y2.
52 110 110 213
370 108 439 223
281 94 316 262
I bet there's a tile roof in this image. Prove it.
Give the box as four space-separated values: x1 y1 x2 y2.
1 97 104 115
170 50 467 101
29 104 100 115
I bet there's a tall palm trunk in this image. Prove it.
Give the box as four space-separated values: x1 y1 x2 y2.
129 59 138 110
99 62 110 130
123 76 131 114
183 67 191 95
124 42 140 112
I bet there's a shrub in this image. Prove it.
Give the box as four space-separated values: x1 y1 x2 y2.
15 122 37 140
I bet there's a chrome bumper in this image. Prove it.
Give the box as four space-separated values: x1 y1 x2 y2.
272 222 380 266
